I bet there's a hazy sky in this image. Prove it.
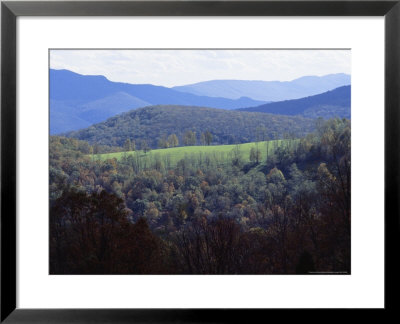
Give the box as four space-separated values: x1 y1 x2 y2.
50 49 351 87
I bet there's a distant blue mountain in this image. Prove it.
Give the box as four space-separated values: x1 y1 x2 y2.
173 73 351 101
50 69 266 134
238 85 351 119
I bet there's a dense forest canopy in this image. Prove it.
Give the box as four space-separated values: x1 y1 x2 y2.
65 105 316 148
50 117 351 274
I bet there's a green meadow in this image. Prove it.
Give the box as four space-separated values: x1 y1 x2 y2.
93 140 293 168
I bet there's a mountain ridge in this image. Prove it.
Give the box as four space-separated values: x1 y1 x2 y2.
172 73 350 101
50 69 267 134
238 85 351 119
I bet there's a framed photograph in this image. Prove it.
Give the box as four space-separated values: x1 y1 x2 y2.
1 0 399 322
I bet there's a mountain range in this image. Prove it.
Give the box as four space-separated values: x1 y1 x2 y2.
50 69 351 135
172 73 350 101
50 69 266 134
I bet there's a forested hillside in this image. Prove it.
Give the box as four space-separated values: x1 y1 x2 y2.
66 105 315 148
50 118 351 274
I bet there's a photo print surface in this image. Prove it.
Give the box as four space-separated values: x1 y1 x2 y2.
49 49 351 275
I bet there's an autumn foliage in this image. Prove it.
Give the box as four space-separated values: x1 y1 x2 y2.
50 118 351 274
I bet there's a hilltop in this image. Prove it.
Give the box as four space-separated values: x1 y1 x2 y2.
66 105 315 148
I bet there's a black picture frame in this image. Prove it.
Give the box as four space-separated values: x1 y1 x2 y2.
1 0 399 322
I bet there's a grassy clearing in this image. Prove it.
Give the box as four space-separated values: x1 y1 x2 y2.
92 140 292 168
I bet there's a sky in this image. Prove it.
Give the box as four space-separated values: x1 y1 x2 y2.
50 49 351 87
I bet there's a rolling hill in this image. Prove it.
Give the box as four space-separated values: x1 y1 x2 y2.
173 73 350 101
66 105 316 148
50 69 266 134
238 85 351 118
